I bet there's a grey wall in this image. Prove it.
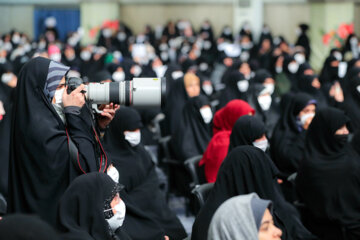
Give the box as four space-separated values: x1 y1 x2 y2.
0 5 34 38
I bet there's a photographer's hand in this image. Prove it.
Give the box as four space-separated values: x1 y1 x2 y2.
63 85 86 108
97 103 120 130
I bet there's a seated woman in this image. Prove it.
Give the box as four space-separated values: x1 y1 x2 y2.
104 107 187 240
247 69 280 139
228 115 268 153
212 99 255 135
270 92 316 177
218 71 249 108
298 75 328 109
172 94 212 161
191 146 315 240
164 72 200 135
199 100 255 183
296 107 360 240
208 193 282 240
57 172 131 240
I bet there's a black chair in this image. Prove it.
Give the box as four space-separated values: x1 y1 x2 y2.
184 155 203 189
191 183 214 214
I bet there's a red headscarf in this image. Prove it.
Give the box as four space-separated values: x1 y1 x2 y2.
199 131 231 183
212 99 255 135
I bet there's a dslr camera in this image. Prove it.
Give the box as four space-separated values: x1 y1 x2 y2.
65 76 166 109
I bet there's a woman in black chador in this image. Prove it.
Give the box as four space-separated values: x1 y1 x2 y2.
270 93 316 177
172 94 212 161
191 146 315 240
57 173 131 240
104 107 187 240
8 57 115 226
296 107 360 240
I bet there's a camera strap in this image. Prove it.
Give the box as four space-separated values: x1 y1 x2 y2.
65 129 86 174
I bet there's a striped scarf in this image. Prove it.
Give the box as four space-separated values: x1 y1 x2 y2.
43 60 70 102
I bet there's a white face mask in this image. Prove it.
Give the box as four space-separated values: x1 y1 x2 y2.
112 71 125 82
54 87 64 104
160 51 169 61
350 37 358 46
102 28 112 38
106 200 126 231
288 62 299 74
80 51 91 61
240 51 250 62
203 41 212 50
200 107 213 124
124 131 141 147
333 52 342 61
24 43 32 52
338 61 348 78
253 139 268 152
263 83 275 95
294 53 305 64
159 43 168 51
113 51 122 61
12 34 21 44
202 84 213 96
67 37 78 47
275 66 283 74
199 63 209 72
357 85 360 93
117 32 127 41
52 88 66 124
50 53 61 62
0 58 6 64
107 166 119 183
4 42 13 52
153 65 166 78
1 73 13 84
237 80 249 92
171 71 183 80
257 95 272 111
133 66 142 77
38 41 46 50
300 113 315 127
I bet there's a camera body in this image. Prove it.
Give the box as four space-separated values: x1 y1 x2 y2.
66 77 83 94
65 76 165 108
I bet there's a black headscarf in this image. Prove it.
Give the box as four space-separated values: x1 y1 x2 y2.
164 63 183 97
270 93 316 175
228 115 265 152
296 108 360 239
0 63 16 198
248 82 280 139
172 95 212 161
191 146 315 240
104 107 186 240
298 75 328 109
90 70 112 83
252 69 272 84
319 55 339 86
164 77 190 134
218 71 247 108
57 172 129 240
343 75 360 131
0 214 60 240
8 57 103 226
282 55 299 92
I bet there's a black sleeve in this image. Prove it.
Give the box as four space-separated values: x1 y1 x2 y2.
65 106 98 172
275 131 306 175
